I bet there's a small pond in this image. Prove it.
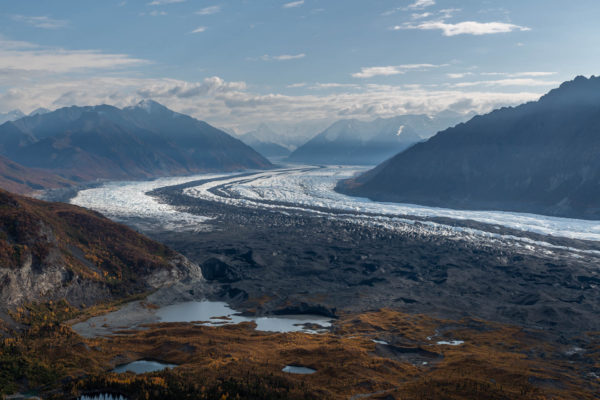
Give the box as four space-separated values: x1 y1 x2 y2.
282 365 317 374
112 360 177 374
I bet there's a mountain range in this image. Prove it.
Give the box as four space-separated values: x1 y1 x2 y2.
287 112 467 165
0 110 25 125
337 76 600 219
0 108 51 125
0 100 271 185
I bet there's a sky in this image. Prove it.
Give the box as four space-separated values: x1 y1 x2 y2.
1 0 599 133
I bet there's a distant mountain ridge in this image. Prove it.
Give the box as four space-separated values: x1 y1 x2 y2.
288 113 466 165
0 110 25 125
0 100 271 184
239 124 291 158
337 76 600 219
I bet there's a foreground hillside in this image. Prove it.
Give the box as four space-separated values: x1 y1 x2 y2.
337 76 600 219
288 113 465 165
0 189 201 320
0 100 271 184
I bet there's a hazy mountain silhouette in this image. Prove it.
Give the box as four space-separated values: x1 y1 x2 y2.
240 124 291 158
337 76 600 219
288 113 465 165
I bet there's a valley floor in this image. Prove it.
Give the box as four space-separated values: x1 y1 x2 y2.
6 164 598 399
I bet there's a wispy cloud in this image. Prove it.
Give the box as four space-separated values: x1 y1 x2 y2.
352 64 440 78
411 12 432 20
407 0 435 10
261 53 306 61
196 6 220 15
137 76 246 98
447 71 555 81
395 21 531 36
191 26 207 33
11 15 69 29
450 78 560 88
0 37 148 74
447 72 473 79
287 83 307 88
481 71 555 77
283 1 304 9
309 83 360 90
147 0 185 5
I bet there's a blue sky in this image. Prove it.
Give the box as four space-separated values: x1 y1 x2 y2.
1 0 599 133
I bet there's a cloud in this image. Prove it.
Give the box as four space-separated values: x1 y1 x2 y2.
261 53 306 61
411 12 432 19
439 8 461 19
0 37 148 75
287 83 307 88
191 26 207 33
352 64 440 78
447 72 473 79
407 0 435 10
0 72 550 135
309 83 360 90
481 71 556 77
450 78 560 88
147 0 185 5
11 15 69 29
137 76 246 98
196 6 220 15
396 21 531 36
283 1 304 8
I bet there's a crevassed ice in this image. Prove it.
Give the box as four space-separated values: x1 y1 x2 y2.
71 173 233 231
183 165 600 242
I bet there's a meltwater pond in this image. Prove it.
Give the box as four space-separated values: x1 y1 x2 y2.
155 300 333 334
112 360 177 374
282 365 317 374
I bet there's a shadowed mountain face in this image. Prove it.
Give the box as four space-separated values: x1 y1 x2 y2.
0 100 271 182
337 76 600 220
287 113 466 165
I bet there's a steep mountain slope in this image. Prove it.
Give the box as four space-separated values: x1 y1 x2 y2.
0 190 201 311
337 76 600 219
0 100 271 182
288 113 465 165
0 155 73 194
239 124 291 158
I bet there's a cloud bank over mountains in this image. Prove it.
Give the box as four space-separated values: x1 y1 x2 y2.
0 1 590 132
